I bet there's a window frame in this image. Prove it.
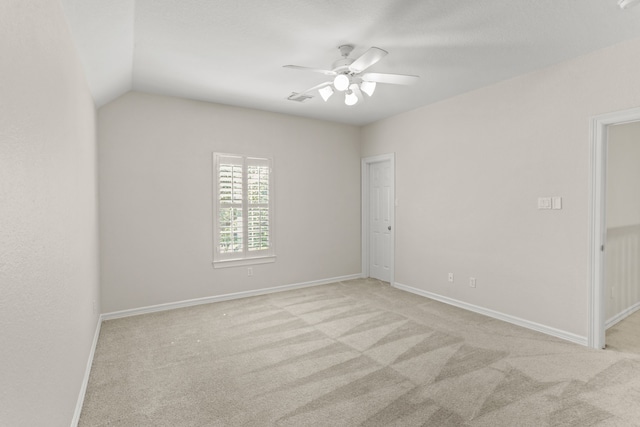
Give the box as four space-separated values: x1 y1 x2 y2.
212 152 275 268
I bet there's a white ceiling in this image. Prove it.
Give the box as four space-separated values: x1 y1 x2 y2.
61 0 640 125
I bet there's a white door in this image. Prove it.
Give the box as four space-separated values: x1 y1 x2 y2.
369 160 392 282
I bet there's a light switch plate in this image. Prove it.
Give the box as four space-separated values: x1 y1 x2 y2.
552 196 562 210
538 197 552 209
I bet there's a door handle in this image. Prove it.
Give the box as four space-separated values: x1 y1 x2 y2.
388 226 392 231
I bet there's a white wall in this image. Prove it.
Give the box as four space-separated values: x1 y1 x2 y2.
0 1 100 426
98 92 361 313
361 37 640 340
605 121 640 322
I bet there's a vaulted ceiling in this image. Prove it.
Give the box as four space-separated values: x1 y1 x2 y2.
61 0 640 125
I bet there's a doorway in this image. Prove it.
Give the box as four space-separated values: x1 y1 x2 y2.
362 154 395 283
589 106 640 350
603 121 640 352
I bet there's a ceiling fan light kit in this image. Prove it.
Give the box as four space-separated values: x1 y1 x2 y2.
345 90 358 106
360 81 376 97
333 74 350 91
284 44 419 107
318 85 334 101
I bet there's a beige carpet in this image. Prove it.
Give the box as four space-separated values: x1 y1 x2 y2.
607 309 640 354
80 278 640 426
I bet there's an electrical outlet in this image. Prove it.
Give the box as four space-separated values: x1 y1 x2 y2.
469 277 476 288
247 267 253 277
448 273 454 282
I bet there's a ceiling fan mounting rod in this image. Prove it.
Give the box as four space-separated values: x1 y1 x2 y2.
332 44 356 72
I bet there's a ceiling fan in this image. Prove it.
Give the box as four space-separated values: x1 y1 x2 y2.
284 45 419 106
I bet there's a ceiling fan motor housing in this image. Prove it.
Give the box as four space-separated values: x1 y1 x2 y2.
332 58 355 73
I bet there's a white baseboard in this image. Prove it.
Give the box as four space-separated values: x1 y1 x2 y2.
606 301 640 329
393 282 587 347
102 273 363 321
70 315 102 427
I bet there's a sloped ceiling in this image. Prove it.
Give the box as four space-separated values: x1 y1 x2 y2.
61 0 640 125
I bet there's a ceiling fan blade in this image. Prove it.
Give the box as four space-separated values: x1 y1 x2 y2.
348 47 388 74
361 72 419 85
283 65 336 76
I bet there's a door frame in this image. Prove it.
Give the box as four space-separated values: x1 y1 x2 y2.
588 106 640 349
362 153 395 284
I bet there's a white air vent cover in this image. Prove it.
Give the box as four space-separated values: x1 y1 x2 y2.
287 92 314 102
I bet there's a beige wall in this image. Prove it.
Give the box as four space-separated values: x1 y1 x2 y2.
0 1 100 426
98 92 361 313
605 121 640 321
361 37 640 339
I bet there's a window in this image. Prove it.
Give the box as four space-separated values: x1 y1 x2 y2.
213 153 275 267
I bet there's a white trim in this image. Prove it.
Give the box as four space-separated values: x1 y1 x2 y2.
101 273 362 320
213 255 276 269
393 282 587 346
70 316 102 427
588 106 640 349
361 153 395 284
605 301 640 329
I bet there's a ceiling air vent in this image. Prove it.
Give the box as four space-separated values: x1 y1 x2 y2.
287 92 314 102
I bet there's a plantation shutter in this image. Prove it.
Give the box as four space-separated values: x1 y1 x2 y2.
246 157 271 253
216 154 244 259
214 153 274 265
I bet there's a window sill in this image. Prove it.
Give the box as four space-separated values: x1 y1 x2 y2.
213 255 276 269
